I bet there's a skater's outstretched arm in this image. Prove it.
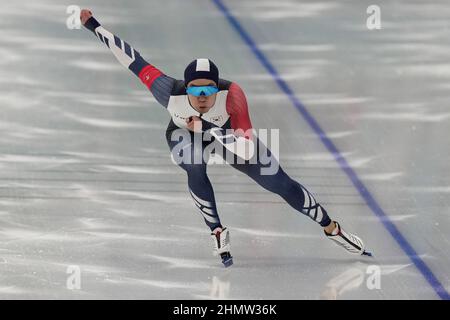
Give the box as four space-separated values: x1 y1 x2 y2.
80 9 175 107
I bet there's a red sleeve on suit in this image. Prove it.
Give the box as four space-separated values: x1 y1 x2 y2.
226 82 253 139
138 64 163 89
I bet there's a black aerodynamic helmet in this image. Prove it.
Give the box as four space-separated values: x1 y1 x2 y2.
184 58 219 86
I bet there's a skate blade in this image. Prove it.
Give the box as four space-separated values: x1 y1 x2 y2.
362 250 373 257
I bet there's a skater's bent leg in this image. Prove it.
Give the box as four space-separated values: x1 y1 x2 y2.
184 163 222 231
229 138 332 228
167 129 222 231
236 163 332 227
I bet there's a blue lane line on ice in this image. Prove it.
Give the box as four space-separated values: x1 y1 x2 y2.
211 0 450 300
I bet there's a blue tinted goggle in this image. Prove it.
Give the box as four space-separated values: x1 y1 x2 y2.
186 86 219 97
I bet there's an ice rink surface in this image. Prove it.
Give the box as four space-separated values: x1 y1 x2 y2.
0 0 449 299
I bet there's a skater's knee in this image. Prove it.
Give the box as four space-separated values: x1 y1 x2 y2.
276 177 300 197
254 176 294 197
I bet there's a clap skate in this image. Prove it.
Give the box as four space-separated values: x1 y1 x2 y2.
325 221 372 257
211 227 233 267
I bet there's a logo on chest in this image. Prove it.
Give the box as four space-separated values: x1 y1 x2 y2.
209 115 223 123
173 112 189 121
